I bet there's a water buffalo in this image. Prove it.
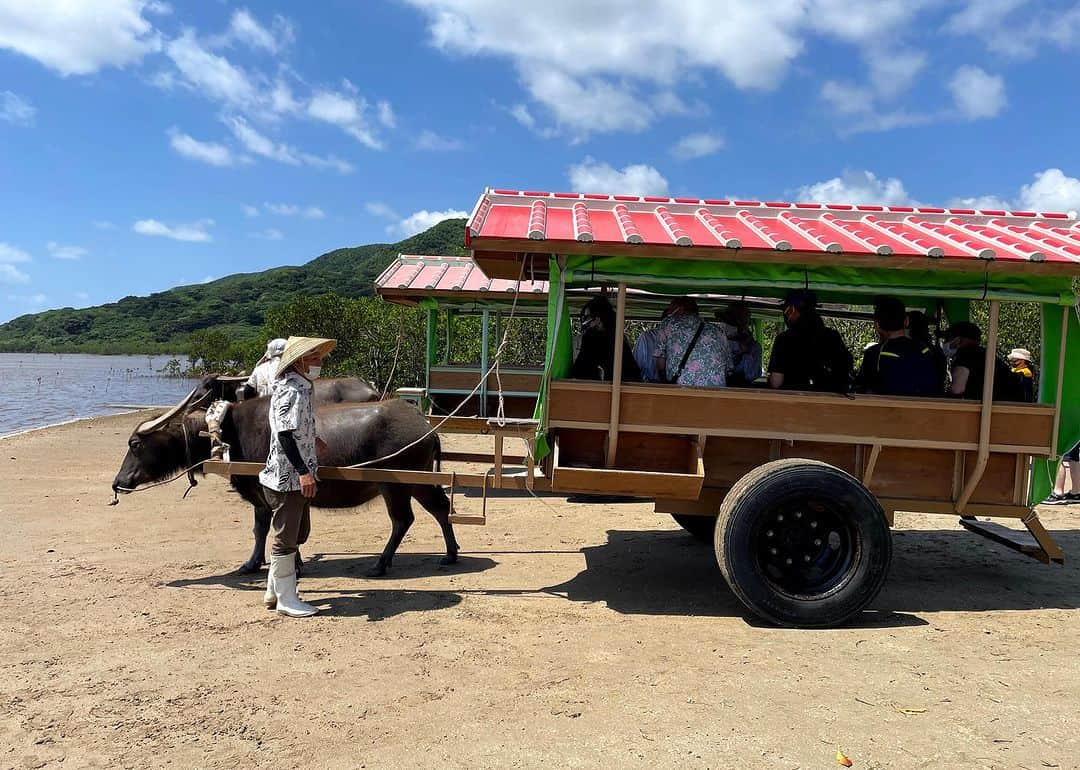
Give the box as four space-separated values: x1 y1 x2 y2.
112 396 459 578
174 374 381 571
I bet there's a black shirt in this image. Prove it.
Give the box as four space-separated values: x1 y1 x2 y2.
571 329 641 382
857 336 940 397
951 346 1021 401
768 319 852 393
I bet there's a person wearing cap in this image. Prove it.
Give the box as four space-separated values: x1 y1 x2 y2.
571 295 641 382
767 289 852 393
258 336 336 618
242 337 288 399
653 296 731 387
941 321 1020 401
856 296 939 397
1007 348 1036 403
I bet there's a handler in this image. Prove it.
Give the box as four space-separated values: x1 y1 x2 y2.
259 336 336 618
244 337 288 398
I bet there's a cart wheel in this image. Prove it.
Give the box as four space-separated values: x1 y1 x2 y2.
715 459 892 628
671 514 715 541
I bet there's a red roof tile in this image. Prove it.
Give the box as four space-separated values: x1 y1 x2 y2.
375 254 549 304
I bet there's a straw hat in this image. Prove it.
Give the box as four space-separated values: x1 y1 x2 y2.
1007 348 1033 363
275 336 337 377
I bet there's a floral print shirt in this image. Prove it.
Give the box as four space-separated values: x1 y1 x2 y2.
259 371 318 492
654 313 731 387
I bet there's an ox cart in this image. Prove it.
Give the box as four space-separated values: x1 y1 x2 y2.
206 188 1080 628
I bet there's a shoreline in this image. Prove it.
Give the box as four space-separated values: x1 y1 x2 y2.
0 408 158 440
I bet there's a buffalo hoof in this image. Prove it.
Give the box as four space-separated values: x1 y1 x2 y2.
235 558 264 575
440 553 458 566
365 563 389 578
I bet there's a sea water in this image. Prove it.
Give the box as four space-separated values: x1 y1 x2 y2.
0 353 195 436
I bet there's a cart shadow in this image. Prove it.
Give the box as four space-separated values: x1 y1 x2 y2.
540 527 1080 623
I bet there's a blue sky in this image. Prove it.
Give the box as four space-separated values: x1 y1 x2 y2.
2 0 1080 322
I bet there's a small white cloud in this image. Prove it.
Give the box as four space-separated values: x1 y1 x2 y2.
264 202 299 215
224 115 353 173
366 201 399 219
0 0 161 76
166 30 259 111
251 228 284 240
1017 168 1080 212
223 8 293 54
0 264 30 284
0 243 32 263
167 127 239 167
303 206 325 220
297 152 355 174
46 241 88 260
93 220 116 230
133 218 214 242
390 209 469 238
795 170 916 206
567 157 669 197
671 132 725 160
509 103 535 129
950 194 1013 210
307 84 383 149
820 80 874 115
242 204 259 217
377 100 396 129
415 129 464 151
1 91 36 126
948 65 1007 120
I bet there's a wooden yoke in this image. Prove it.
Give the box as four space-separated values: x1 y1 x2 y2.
605 282 628 467
956 299 999 513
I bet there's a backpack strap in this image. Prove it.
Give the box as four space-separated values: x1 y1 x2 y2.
670 321 706 383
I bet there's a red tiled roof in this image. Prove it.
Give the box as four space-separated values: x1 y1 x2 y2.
466 188 1080 267
375 254 548 304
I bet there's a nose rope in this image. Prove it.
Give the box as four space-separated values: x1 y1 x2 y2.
110 458 207 503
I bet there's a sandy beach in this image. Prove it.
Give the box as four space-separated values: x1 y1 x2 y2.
2 410 1079 769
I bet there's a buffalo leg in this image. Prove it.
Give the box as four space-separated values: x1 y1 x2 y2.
367 485 415 578
412 484 459 565
237 504 271 573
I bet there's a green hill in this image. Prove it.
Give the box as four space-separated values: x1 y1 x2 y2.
0 219 465 354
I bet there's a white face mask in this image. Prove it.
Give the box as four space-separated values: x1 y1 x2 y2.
307 365 322 380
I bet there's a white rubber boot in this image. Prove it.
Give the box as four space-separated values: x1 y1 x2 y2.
263 569 276 609
270 553 318 618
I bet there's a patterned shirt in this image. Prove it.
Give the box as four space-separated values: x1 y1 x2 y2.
259 371 318 492
654 314 731 387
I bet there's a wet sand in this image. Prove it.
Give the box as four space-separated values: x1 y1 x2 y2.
2 411 1079 769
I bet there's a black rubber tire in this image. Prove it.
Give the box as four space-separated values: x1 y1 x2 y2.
671 514 716 541
714 459 892 628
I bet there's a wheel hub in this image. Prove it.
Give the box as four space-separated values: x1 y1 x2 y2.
755 500 855 598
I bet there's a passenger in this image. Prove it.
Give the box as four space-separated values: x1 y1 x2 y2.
570 295 641 382
632 307 670 383
716 302 762 386
941 321 1020 401
243 338 288 398
767 290 852 393
906 310 948 393
856 296 939 397
1043 440 1080 505
1007 348 1036 403
653 297 731 387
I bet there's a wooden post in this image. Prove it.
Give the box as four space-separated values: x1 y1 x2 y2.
605 282 628 468
480 309 490 418
957 299 1000 512
1049 305 1069 459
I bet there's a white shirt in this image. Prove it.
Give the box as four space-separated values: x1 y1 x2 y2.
259 372 318 492
246 358 280 397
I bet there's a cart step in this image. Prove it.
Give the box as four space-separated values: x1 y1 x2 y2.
959 518 1064 564
449 512 486 525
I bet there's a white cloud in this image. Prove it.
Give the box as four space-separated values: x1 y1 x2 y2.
1017 169 1080 213
307 83 384 149
808 0 929 42
242 204 259 217
946 0 1080 58
795 170 916 206
166 30 260 111
415 129 464 151
820 80 874 115
950 194 1013 211
0 264 30 284
303 206 325 220
262 203 325 219
866 49 926 99
223 8 293 54
377 100 396 129
521 69 653 136
390 209 469 238
508 103 535 129
567 157 669 197
132 218 214 242
671 132 725 160
1 91 35 125
46 242 88 260
0 0 163 76
167 128 240 167
225 116 299 163
0 243 31 263
251 228 284 240
948 65 1007 120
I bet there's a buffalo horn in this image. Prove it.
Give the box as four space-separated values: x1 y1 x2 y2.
136 387 198 435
